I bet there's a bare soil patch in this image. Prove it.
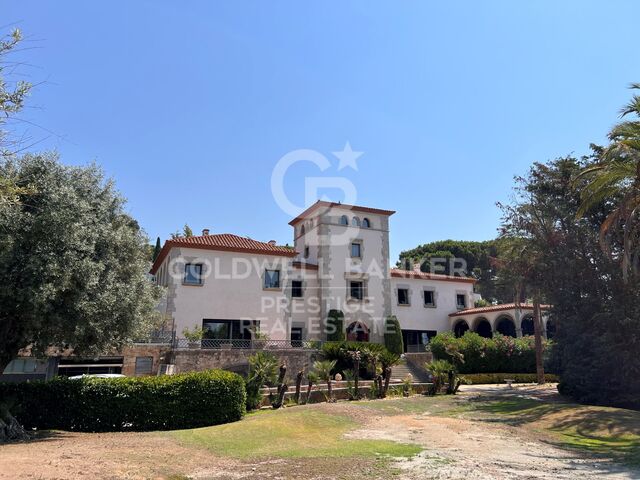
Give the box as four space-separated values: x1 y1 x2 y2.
1 384 638 480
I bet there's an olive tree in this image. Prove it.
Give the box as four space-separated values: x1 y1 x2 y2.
0 152 161 372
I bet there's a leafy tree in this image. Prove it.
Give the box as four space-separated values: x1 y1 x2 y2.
170 224 194 239
0 28 34 206
576 84 640 283
383 315 404 355
398 239 510 303
500 154 639 407
0 153 161 372
152 236 162 262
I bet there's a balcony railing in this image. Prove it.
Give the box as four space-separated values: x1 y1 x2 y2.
406 343 430 353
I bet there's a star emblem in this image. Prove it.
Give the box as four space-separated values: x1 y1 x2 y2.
332 141 363 171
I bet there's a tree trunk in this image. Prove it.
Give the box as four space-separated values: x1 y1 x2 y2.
294 370 303 404
0 413 30 442
272 384 288 409
272 364 288 408
353 359 360 399
376 374 384 398
533 295 546 385
305 380 314 404
382 367 392 398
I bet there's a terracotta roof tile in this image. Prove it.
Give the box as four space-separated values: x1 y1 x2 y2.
390 269 476 284
150 234 296 274
448 303 551 317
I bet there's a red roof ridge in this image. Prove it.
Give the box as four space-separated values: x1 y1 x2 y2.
150 233 296 274
448 303 552 317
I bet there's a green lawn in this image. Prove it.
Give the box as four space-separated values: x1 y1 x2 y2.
171 407 421 459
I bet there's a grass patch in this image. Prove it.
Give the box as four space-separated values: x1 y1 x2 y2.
461 393 640 467
355 395 459 416
171 408 421 460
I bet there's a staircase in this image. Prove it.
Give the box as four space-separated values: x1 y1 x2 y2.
391 358 431 383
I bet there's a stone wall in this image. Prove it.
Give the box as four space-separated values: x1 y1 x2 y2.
172 348 320 378
121 345 173 376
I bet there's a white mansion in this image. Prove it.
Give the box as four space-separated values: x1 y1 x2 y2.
150 201 552 352
2 201 553 381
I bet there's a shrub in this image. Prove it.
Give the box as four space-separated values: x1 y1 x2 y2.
463 373 559 384
326 310 345 341
383 316 404 355
321 341 388 379
0 370 246 432
245 351 278 411
430 331 552 374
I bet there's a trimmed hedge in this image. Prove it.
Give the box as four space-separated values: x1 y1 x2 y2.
430 331 552 374
384 316 404 355
326 309 346 342
0 369 246 432
463 373 559 385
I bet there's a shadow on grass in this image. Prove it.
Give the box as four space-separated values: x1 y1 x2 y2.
462 391 640 468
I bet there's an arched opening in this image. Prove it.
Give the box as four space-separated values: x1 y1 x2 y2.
474 318 493 338
453 319 469 338
340 215 349 225
496 316 516 337
346 321 369 342
546 319 556 339
362 218 371 228
352 216 361 227
521 316 534 336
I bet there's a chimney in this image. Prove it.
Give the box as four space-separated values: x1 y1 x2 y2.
413 261 422 273
202 228 210 236
268 240 277 246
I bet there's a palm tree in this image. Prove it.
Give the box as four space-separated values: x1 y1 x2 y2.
313 360 337 402
305 371 319 404
576 84 640 282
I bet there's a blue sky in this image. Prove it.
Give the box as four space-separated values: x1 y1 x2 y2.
5 1 640 262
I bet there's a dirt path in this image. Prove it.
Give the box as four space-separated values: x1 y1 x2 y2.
0 385 637 479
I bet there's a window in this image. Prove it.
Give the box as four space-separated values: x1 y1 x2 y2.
352 216 361 227
340 215 349 225
203 320 258 340
362 218 371 228
291 327 303 347
350 280 364 300
291 280 303 298
300 224 306 236
264 269 281 289
423 290 436 307
135 356 153 376
456 293 467 309
351 242 361 258
3 358 37 374
397 288 410 305
183 263 203 285
304 246 310 258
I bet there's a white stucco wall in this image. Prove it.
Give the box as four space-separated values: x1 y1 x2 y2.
390 277 475 333
157 248 294 340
